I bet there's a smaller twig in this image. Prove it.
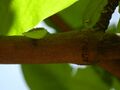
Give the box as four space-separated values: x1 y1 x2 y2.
93 0 119 31
48 14 72 32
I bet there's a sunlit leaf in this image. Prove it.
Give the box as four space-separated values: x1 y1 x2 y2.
0 0 77 35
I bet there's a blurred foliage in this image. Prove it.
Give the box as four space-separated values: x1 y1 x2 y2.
0 0 14 35
44 0 107 32
0 0 120 90
22 64 116 90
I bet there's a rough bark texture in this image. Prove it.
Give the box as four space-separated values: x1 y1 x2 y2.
0 29 97 64
0 29 120 78
0 29 119 64
93 0 119 31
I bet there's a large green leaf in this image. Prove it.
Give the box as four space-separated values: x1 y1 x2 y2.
22 65 115 90
0 0 77 35
22 64 72 90
44 0 107 31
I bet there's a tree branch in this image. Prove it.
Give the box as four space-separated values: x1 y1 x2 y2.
0 30 95 64
93 0 119 31
48 14 72 32
0 0 119 78
0 29 120 64
1 29 120 78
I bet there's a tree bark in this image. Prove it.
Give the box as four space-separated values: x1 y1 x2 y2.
1 29 120 78
0 29 120 64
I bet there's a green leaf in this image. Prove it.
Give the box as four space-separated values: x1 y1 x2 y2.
92 65 113 87
70 66 111 90
22 65 113 90
23 28 48 39
0 0 77 35
44 0 107 31
22 64 72 90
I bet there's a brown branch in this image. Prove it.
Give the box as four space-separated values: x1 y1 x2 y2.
93 0 119 31
1 29 120 78
49 14 72 32
96 33 120 78
0 29 120 64
0 30 96 64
